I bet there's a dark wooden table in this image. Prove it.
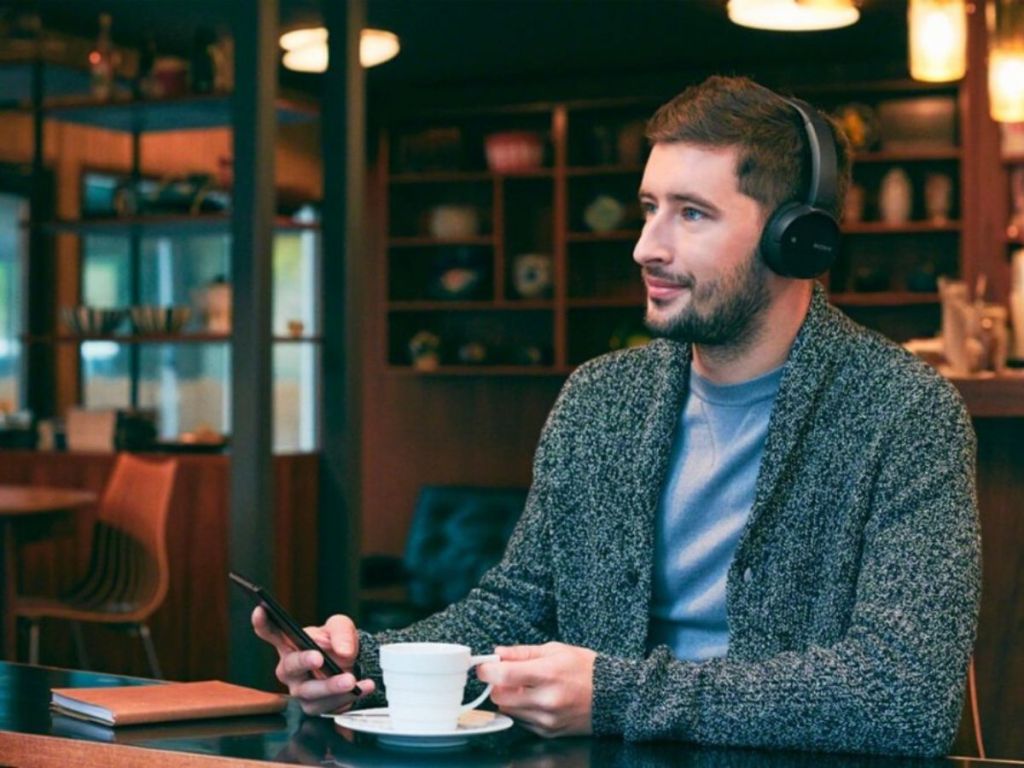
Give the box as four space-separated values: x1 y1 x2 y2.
0 662 1019 768
0 486 97 660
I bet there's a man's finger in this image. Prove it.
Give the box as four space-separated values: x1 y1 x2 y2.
477 657 552 688
323 614 359 660
280 649 326 682
494 644 551 662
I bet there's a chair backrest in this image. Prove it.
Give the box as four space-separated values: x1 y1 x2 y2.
403 485 527 610
78 454 178 621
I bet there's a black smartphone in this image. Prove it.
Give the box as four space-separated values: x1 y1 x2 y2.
230 571 362 694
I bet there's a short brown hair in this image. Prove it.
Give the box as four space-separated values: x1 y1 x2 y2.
646 75 851 220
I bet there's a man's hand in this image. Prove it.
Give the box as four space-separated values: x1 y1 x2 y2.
476 642 597 738
251 607 375 715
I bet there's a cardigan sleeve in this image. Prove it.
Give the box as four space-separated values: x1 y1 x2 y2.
352 386 572 697
591 390 981 757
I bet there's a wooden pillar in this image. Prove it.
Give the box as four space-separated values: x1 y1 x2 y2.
228 0 278 687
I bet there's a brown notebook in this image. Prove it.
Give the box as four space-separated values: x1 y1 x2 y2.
50 680 287 726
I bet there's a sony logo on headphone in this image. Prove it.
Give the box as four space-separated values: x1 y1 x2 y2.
812 242 834 253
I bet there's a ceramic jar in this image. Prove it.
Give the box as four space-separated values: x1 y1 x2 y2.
879 168 912 224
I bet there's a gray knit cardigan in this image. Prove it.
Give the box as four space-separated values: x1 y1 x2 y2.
357 284 981 757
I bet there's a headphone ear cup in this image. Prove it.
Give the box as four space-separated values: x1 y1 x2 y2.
760 203 840 279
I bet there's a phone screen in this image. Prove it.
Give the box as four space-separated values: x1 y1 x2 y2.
230 570 361 692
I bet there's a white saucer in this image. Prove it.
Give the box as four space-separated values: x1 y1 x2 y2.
330 707 514 749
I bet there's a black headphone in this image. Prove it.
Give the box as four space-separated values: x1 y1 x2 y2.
759 98 841 279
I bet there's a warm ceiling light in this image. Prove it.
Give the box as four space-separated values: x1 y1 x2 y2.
727 0 860 32
279 27 400 72
908 0 967 82
988 0 1024 122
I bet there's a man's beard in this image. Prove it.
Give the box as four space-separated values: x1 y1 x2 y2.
643 249 771 348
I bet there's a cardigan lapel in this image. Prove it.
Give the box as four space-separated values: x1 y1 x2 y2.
746 283 846 532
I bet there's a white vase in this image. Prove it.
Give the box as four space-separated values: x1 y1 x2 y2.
879 168 912 224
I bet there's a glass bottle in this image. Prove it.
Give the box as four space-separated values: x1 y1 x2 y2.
89 13 114 100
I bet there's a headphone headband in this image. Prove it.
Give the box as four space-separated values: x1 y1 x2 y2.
785 97 838 214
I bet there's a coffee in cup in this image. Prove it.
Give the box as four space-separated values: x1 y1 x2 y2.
379 642 498 732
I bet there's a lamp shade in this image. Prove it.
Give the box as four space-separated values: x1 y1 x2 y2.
908 0 967 82
988 0 1024 122
279 27 400 71
727 0 859 32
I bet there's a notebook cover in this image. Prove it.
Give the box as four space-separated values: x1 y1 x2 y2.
50 680 287 726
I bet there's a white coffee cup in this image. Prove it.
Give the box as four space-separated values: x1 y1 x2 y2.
379 642 499 733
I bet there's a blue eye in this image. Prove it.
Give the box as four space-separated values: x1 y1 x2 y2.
682 207 705 221
640 201 657 218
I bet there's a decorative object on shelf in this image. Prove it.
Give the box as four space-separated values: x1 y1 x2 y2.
617 120 647 165
409 331 441 371
609 322 651 352
210 33 235 92
509 344 545 366
583 194 626 232
842 182 866 223
395 128 464 172
189 27 216 95
428 204 480 239
878 167 913 224
1002 122 1024 155
924 172 954 223
906 262 939 293
727 0 859 31
286 319 305 338
1008 166 1024 240
115 409 158 451
587 125 616 165
512 253 553 299
484 131 544 173
152 56 188 98
195 276 231 332
60 306 126 336
938 275 1009 374
834 103 880 151
66 407 117 452
457 341 488 365
129 305 192 335
876 96 956 150
907 0 967 83
851 266 889 293
1011 249 1024 360
428 247 489 300
987 0 1024 122
89 12 116 100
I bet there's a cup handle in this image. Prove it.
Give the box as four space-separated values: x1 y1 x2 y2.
461 653 500 712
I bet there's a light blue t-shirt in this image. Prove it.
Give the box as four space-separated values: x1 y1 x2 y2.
647 364 784 661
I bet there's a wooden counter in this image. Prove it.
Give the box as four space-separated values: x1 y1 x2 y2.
0 450 318 682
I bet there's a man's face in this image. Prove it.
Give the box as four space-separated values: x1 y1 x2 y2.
633 141 772 347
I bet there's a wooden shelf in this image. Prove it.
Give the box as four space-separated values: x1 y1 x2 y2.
567 296 644 308
386 365 569 377
842 221 961 235
851 148 961 163
1002 153 1024 166
566 230 641 242
40 93 317 133
566 164 645 177
830 291 940 307
35 214 319 236
22 334 322 344
388 301 553 311
389 171 493 183
388 236 494 247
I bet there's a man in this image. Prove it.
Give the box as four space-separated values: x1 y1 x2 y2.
254 76 980 756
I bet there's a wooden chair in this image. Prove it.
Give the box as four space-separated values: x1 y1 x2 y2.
968 656 986 758
13 454 178 678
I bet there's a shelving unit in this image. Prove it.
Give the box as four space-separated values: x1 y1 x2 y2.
378 82 970 373
2 57 323 449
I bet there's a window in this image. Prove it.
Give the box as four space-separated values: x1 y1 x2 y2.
0 192 27 414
